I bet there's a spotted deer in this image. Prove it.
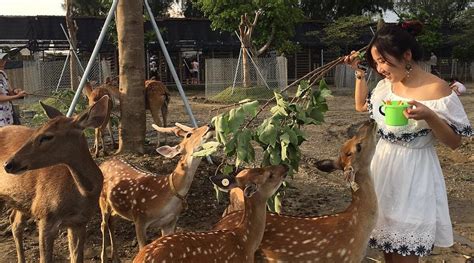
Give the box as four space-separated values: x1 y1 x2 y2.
83 81 116 157
144 79 170 145
1 96 110 263
99 123 213 262
133 164 289 263
214 120 378 262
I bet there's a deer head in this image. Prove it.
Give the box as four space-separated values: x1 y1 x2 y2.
211 165 288 201
315 120 376 188
153 123 213 159
4 96 110 174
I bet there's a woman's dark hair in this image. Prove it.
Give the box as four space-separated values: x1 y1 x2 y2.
366 20 423 69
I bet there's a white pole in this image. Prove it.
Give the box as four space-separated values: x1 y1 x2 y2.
60 23 86 74
144 0 198 127
55 52 70 92
66 0 119 117
231 48 242 94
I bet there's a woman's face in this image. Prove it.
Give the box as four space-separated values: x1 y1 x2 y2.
370 46 407 83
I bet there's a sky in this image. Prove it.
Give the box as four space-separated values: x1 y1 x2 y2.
0 0 399 22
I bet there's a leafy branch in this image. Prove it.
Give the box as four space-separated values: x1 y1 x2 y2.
195 48 367 212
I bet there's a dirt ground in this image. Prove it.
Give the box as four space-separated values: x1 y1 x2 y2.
0 84 473 263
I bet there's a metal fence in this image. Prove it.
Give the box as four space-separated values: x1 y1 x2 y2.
17 55 116 104
205 56 287 100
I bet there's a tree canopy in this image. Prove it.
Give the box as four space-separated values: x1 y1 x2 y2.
195 0 304 55
299 0 393 21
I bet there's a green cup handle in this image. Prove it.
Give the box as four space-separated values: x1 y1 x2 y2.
379 105 385 116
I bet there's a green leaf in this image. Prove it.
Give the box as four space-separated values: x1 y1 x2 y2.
222 165 234 176
269 145 282 165
280 133 290 161
282 127 299 146
295 80 310 97
241 100 259 117
192 141 220 157
228 108 245 131
257 119 278 147
236 130 253 166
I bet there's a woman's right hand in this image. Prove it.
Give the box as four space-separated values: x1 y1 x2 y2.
15 90 27 99
344 51 364 72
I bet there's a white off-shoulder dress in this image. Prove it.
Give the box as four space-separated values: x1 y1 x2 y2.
367 79 472 256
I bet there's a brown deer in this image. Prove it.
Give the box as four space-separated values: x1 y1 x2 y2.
1 96 110 263
133 164 289 263
83 81 115 157
214 120 378 262
145 79 170 145
99 123 213 263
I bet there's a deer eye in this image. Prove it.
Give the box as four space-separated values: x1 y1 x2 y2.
39 135 54 144
185 132 192 138
356 143 362 152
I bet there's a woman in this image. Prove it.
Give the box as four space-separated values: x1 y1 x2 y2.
344 21 472 263
0 52 27 127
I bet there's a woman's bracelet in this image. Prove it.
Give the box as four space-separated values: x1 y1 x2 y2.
355 71 366 79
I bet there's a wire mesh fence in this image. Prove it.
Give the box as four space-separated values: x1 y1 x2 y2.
21 55 116 104
205 56 287 102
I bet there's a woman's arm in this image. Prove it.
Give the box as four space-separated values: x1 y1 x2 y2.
344 51 368 112
405 100 462 150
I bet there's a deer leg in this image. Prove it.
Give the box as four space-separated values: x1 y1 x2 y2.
161 104 168 144
160 218 177 236
94 128 101 158
10 210 26 263
67 225 86 263
107 121 116 150
100 203 111 263
134 217 149 249
108 215 121 263
149 103 163 146
38 219 59 263
100 128 107 156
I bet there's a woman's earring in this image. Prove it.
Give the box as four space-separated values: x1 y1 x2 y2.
405 63 413 78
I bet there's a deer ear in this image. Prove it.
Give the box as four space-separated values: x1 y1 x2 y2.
209 174 237 192
40 101 64 119
243 183 258 197
315 159 340 173
74 95 110 129
156 145 181 158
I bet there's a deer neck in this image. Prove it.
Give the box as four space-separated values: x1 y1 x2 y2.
168 152 202 197
347 166 377 225
238 193 267 254
64 141 103 197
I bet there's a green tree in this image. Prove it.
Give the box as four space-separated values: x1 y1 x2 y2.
299 0 393 21
197 0 303 54
183 0 205 18
395 0 471 53
450 7 474 62
196 0 303 87
321 15 373 54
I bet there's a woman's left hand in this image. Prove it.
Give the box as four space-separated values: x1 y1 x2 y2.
404 100 436 121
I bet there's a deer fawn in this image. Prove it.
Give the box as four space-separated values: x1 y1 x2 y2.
145 79 170 145
83 81 115 157
214 120 377 262
99 123 213 262
1 96 110 263
133 164 289 263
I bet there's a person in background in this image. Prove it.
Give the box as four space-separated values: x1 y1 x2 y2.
0 52 27 127
344 20 472 263
190 58 199 84
429 52 439 76
449 77 466 96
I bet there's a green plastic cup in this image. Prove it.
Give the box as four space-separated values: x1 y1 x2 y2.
378 100 410 126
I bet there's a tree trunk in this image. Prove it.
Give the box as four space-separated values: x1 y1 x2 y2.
242 46 251 88
116 0 146 153
65 0 79 91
